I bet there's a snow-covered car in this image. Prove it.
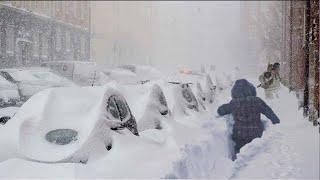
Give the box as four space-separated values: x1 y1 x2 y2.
41 61 98 86
0 68 76 101
0 76 20 107
207 66 237 92
189 74 216 109
203 74 216 104
0 107 19 125
0 86 138 164
167 72 216 109
159 80 200 116
97 67 137 85
119 82 170 132
177 83 199 113
119 77 202 132
118 64 162 83
96 64 163 85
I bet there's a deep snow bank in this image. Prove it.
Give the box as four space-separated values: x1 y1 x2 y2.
231 81 319 179
163 80 319 179
0 106 221 178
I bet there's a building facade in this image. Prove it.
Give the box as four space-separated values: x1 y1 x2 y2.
0 1 90 68
282 0 319 125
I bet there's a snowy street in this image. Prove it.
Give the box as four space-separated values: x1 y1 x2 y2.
0 1 319 179
0 74 318 179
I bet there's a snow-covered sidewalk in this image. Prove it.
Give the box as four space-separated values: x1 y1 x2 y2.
140 81 318 179
165 82 319 179
231 85 319 179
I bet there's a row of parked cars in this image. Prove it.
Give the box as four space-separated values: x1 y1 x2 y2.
0 67 76 107
0 64 167 108
0 64 218 164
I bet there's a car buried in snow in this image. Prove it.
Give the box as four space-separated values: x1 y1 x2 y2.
167 71 216 110
118 81 171 132
40 61 98 86
176 83 200 113
0 86 139 164
0 68 77 102
0 75 20 107
95 64 163 85
135 79 201 116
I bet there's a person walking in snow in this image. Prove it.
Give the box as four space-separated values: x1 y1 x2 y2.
258 63 281 99
217 79 280 160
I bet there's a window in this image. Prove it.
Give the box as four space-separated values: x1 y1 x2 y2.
182 86 199 111
56 28 61 51
33 31 39 56
182 88 193 103
43 1 47 12
73 1 77 18
23 1 28 9
83 2 88 20
6 25 14 54
158 90 167 107
81 35 86 56
115 96 129 120
152 84 168 115
107 95 129 121
67 1 73 18
80 2 85 20
107 97 120 120
41 33 48 57
76 1 81 18
66 30 70 51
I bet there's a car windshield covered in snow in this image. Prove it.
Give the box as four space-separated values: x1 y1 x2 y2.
107 95 129 121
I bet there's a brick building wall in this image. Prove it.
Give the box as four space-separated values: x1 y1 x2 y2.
282 0 319 125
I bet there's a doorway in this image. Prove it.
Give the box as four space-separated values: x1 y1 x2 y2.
18 42 31 66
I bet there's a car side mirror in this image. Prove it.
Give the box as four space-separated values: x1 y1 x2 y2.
0 116 11 125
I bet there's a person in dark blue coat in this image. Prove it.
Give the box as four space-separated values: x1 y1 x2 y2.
217 79 280 157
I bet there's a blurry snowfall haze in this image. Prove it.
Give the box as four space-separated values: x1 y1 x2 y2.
91 1 246 74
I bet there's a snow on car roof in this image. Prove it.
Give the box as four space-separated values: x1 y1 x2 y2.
30 71 69 83
0 68 75 85
1 67 54 81
1 69 39 82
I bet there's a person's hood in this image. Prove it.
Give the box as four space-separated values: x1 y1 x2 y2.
231 79 256 99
